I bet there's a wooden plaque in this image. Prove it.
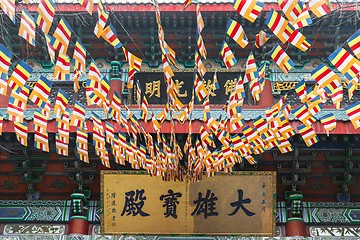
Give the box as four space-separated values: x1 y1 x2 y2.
101 171 276 236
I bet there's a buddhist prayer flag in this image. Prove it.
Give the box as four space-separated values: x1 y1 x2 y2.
54 89 69 119
0 44 11 95
292 5 312 29
288 30 312 52
196 33 207 60
277 117 296 139
265 9 293 44
6 84 30 122
253 116 268 135
54 54 70 81
311 63 341 95
92 112 104 134
73 68 81 92
328 47 360 81
347 29 360 59
184 0 192 10
33 109 47 133
243 125 264 148
76 128 88 151
347 78 358 100
45 34 56 63
278 0 302 23
94 0 109 38
109 90 121 123
305 95 323 116
194 73 208 102
73 38 87 74
292 105 316 127
70 101 86 128
319 113 336 135
244 51 258 84
277 137 293 153
29 76 52 109
1 0 15 23
19 8 36 46
270 44 294 73
233 0 263 23
35 0 55 34
255 30 270 48
221 42 237 69
141 96 149 122
0 44 11 81
56 136 68 156
229 114 244 133
162 56 174 80
56 109 70 142
298 124 319 147
308 0 332 18
101 23 122 49
34 131 49 152
330 85 343 110
294 80 308 104
212 72 220 91
8 61 33 90
96 76 110 103
14 122 28 146
226 19 248 48
51 18 73 54
78 0 93 15
195 51 206 78
123 47 142 72
77 147 89 163
249 77 261 102
196 4 204 33
258 63 266 92
105 122 115 144
345 102 360 129
88 61 101 83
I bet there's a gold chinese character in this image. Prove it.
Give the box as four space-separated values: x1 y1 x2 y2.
145 80 161 98
175 79 188 98
224 79 237 96
204 79 216 97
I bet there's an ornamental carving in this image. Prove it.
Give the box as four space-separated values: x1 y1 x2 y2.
3 224 65 235
310 226 360 237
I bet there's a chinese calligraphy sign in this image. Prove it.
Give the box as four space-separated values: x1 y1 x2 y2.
134 72 248 105
101 171 276 236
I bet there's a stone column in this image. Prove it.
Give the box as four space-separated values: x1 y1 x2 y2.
285 192 306 237
108 61 123 102
68 192 89 235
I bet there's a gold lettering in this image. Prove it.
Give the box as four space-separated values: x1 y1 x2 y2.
224 79 237 96
174 79 188 98
204 79 216 97
145 80 161 98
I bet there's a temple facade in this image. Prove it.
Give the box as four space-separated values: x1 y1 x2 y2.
0 0 360 238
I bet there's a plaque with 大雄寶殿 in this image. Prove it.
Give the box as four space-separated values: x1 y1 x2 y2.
101 171 276 236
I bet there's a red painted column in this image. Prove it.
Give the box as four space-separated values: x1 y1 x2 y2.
258 79 274 108
108 61 123 102
285 193 305 237
68 192 89 235
0 86 11 107
68 218 89 235
285 220 306 237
